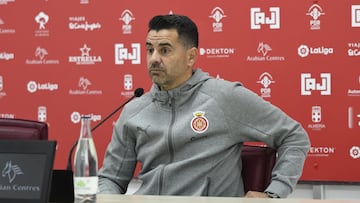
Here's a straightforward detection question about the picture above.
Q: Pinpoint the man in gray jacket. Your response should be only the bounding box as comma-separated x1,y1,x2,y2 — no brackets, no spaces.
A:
98,14,310,198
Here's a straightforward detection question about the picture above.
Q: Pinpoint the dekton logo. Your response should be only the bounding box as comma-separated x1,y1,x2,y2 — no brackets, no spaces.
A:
199,47,235,58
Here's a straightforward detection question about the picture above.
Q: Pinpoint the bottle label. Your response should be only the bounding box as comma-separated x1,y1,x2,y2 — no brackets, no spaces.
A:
74,176,98,195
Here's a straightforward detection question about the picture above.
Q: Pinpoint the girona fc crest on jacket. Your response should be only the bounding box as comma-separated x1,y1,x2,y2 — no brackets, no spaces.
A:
191,111,209,133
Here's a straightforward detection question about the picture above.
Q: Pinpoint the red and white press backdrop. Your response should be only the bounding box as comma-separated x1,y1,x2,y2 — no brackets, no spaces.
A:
0,0,359,182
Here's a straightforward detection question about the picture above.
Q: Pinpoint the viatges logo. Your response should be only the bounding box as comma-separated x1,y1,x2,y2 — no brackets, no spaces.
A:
307,106,326,131
34,11,50,37
0,18,16,34
199,47,235,58
27,80,59,93
349,146,360,159
0,51,14,61
70,112,101,124
209,7,226,32
68,16,101,31
297,44,334,57
247,42,285,62
115,43,141,64
352,5,360,27
69,44,102,65
301,73,331,96
119,9,135,34
25,46,60,65
250,7,280,29
69,76,103,95
347,42,360,57
306,3,325,30
308,146,335,157
256,72,275,98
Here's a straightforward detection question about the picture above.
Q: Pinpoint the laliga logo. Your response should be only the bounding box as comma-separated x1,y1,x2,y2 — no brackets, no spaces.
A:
1,161,24,183
70,112,101,124
350,146,360,159
27,80,59,93
298,45,310,57
298,44,334,57
27,81,38,93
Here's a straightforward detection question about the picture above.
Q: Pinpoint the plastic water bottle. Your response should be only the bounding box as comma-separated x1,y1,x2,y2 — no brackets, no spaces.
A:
73,115,98,202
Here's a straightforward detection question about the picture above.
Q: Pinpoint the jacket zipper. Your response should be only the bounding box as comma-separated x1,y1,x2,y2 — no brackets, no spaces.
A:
158,97,176,195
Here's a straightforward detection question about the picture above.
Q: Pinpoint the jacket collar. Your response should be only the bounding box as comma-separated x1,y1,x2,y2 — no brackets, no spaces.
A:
150,68,211,106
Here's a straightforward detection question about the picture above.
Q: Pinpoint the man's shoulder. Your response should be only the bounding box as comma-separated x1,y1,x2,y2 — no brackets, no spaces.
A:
124,92,152,112
201,78,243,95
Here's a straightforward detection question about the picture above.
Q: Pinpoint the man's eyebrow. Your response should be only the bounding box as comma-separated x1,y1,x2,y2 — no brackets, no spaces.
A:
158,42,172,47
145,41,172,47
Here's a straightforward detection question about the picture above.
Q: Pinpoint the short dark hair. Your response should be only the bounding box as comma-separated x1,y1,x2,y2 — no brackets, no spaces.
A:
148,14,199,48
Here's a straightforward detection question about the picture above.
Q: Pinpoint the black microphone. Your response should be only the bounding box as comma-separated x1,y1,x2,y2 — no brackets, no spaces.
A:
66,87,144,171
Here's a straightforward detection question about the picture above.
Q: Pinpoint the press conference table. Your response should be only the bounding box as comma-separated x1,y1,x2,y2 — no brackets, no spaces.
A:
95,194,360,203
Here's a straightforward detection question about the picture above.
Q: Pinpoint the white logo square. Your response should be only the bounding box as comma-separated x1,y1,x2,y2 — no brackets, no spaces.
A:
352,5,360,27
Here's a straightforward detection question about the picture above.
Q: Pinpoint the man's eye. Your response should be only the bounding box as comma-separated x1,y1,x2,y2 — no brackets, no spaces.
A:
147,48,154,54
160,47,170,55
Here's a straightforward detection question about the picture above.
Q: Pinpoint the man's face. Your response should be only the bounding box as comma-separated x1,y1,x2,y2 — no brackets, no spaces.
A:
146,29,195,91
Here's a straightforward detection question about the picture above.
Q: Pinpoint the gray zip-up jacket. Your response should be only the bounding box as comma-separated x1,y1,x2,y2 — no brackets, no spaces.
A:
98,68,310,198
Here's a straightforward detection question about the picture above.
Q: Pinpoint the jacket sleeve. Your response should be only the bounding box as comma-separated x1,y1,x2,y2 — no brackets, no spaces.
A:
224,82,311,198
98,107,137,194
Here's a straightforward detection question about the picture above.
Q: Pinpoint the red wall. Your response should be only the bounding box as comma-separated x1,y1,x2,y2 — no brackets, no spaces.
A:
0,0,359,182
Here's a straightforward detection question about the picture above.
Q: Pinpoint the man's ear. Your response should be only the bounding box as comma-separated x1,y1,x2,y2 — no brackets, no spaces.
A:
188,47,198,66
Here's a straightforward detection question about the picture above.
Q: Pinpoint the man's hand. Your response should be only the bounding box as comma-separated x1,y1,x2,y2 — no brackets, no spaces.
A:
244,191,270,198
